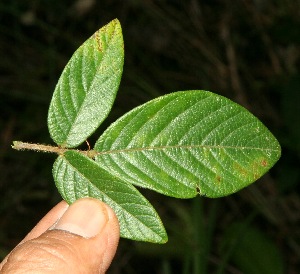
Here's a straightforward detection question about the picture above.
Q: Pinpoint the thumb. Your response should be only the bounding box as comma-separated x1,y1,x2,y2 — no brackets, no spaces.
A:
1,198,120,274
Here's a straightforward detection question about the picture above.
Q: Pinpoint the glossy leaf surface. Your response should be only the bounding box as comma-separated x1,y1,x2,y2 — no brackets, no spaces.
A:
48,19,124,148
53,150,167,243
94,90,281,198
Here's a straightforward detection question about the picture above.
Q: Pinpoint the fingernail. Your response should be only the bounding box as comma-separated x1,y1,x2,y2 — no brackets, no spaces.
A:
53,198,108,238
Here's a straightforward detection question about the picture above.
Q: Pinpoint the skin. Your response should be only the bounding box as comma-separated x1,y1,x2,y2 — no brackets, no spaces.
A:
0,198,120,273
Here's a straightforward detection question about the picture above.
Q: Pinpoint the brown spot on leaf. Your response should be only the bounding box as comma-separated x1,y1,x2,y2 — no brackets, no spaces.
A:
216,175,221,184
261,159,268,167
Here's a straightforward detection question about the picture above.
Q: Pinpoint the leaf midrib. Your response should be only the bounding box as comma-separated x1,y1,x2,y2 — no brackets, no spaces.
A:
95,144,280,155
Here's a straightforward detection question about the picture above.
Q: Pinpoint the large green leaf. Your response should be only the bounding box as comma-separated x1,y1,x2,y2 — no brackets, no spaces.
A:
48,19,124,148
94,90,281,198
52,150,167,243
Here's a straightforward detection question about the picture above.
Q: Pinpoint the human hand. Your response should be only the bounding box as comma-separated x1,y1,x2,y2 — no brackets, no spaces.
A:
0,198,120,273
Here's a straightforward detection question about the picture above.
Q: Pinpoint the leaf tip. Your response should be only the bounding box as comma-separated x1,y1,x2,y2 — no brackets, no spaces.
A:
160,235,168,244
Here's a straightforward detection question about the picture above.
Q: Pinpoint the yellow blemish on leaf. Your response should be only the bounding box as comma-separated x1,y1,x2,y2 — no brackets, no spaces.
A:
233,162,249,179
93,31,103,52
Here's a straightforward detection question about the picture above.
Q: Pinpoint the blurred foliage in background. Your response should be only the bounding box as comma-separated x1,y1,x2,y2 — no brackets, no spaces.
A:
0,0,299,273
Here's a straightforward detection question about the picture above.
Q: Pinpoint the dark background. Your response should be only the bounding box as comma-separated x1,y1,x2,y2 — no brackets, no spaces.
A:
0,1,299,273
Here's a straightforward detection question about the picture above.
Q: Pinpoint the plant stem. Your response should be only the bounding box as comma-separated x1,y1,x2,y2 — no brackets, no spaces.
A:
12,141,67,154
12,141,97,158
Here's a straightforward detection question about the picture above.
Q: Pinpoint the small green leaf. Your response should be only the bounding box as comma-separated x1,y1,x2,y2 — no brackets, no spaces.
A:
94,90,281,198
48,19,124,148
53,150,168,243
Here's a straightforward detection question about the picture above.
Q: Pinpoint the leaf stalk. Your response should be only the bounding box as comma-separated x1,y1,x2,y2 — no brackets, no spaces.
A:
12,141,97,158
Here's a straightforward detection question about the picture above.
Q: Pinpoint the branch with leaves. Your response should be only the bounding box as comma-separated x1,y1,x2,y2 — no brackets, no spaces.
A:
13,19,281,243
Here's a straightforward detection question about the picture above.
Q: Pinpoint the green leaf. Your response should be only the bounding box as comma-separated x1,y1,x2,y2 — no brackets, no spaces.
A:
52,150,168,243
94,90,281,198
48,19,124,148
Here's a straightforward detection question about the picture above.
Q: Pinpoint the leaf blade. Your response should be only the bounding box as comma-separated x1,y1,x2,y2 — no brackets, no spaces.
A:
94,90,281,198
53,150,167,243
48,19,124,148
